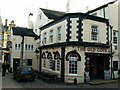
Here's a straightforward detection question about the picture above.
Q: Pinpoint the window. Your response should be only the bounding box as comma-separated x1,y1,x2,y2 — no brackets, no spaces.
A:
18,44,21,50
50,30,53,42
114,45,118,50
91,25,98,41
25,44,28,51
50,60,55,70
68,53,78,74
43,59,46,68
57,27,61,41
28,45,31,51
27,59,32,66
43,33,47,44
57,60,60,71
113,31,118,44
113,61,118,71
31,45,33,51
15,44,17,50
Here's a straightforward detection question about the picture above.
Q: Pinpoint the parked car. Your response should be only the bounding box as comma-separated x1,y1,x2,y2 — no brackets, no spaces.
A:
13,66,36,81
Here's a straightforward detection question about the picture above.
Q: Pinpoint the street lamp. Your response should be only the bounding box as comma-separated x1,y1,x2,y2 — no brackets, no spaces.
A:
34,49,39,71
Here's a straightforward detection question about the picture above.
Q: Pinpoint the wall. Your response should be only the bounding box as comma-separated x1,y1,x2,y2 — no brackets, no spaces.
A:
11,35,37,70
83,19,107,44
41,19,67,46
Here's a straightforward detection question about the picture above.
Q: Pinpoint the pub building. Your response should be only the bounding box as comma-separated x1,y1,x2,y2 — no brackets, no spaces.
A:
39,13,111,83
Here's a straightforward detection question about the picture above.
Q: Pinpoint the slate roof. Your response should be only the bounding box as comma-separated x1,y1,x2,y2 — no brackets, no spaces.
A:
12,27,38,37
40,8,66,20
86,0,118,14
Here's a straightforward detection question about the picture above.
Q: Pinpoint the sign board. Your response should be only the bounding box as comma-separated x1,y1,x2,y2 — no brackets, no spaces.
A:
84,72,90,82
104,70,110,80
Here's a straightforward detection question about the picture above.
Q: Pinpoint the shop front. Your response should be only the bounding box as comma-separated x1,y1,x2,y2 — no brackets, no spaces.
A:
85,53,110,80
64,46,110,83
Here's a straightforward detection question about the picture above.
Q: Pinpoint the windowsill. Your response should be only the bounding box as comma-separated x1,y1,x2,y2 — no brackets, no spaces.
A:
65,74,82,77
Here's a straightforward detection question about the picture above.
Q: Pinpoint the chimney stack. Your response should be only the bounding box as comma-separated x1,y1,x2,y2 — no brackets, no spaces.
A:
28,13,34,29
66,0,70,13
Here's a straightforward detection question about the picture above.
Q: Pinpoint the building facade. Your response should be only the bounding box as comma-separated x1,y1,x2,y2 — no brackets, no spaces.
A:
2,19,38,71
0,16,3,62
86,0,119,79
40,13,110,83
10,27,38,71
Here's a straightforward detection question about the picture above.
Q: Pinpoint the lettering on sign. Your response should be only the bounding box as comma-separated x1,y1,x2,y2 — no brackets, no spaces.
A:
73,46,109,53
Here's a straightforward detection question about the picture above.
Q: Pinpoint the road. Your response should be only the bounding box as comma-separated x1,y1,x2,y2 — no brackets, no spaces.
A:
2,73,119,88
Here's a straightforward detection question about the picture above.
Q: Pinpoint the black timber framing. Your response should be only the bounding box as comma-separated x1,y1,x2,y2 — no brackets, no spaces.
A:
40,13,109,31
40,41,110,49
61,47,65,82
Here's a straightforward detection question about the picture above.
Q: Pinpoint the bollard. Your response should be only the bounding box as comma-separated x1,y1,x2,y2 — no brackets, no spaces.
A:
74,78,77,85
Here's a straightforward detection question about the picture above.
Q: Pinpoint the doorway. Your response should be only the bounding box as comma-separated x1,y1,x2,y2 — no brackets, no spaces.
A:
89,56,104,80
13,58,20,72
85,53,110,80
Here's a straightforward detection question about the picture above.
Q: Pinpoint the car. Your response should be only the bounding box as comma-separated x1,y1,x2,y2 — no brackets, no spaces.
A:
13,66,36,82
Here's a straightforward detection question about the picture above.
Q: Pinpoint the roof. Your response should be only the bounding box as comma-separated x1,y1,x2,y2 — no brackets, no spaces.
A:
86,0,118,14
40,8,66,20
12,27,38,37
40,13,109,30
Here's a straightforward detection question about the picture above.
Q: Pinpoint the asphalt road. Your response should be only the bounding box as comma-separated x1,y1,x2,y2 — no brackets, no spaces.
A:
2,73,119,88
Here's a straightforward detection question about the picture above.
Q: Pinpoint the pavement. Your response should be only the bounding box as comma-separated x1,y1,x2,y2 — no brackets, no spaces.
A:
2,73,119,88
87,79,118,85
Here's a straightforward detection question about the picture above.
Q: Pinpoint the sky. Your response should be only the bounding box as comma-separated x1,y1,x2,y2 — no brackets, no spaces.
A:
0,0,115,27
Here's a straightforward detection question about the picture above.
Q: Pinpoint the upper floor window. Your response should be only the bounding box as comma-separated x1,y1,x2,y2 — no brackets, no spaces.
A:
91,25,98,41
57,27,61,41
18,44,21,50
25,44,28,51
14,44,20,51
43,33,47,44
50,30,53,43
113,31,118,44
15,44,17,50
28,45,31,51
31,45,34,51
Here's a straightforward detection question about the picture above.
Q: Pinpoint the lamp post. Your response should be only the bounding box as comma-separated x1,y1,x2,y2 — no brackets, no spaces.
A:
34,49,39,71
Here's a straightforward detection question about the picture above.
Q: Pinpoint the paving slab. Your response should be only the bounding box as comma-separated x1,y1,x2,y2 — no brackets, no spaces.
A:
88,79,118,85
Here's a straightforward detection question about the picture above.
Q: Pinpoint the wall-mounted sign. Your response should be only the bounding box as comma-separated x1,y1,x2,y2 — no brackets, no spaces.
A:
104,70,110,80
73,46,110,53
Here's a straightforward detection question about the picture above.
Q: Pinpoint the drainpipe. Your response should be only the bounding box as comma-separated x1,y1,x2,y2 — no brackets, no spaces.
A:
20,36,24,66
109,25,113,79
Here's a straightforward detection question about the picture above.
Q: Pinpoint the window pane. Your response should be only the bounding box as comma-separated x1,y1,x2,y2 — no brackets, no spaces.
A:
68,53,78,74
28,59,32,66
91,25,98,41
15,44,17,50
113,31,118,44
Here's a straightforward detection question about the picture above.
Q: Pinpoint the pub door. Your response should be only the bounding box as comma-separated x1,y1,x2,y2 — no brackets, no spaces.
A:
89,56,104,80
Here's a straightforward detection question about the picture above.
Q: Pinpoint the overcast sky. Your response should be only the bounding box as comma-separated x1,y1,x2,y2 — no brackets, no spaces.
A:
0,0,114,27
